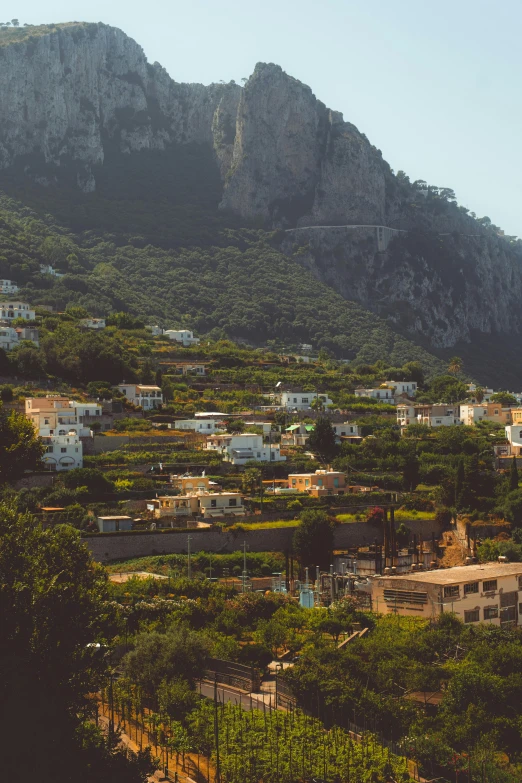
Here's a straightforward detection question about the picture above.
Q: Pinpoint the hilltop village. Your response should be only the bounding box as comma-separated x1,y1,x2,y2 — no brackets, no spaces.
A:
3,298,522,782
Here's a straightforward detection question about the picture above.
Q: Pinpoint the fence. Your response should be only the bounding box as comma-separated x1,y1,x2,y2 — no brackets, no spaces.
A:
205,657,261,692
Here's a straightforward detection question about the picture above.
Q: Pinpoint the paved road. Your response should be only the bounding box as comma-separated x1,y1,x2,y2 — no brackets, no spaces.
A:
198,681,275,712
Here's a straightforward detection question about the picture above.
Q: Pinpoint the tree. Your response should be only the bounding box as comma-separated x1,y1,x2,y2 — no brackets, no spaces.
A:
293,509,335,571
0,404,44,483
123,627,209,696
402,452,420,491
447,356,463,375
11,343,47,377
242,466,262,495
454,457,465,509
307,415,337,461
510,457,519,492
490,391,518,405
474,386,485,403
0,502,155,782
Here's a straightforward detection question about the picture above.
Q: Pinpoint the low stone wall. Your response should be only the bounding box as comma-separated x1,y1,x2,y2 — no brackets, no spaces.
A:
85,518,444,563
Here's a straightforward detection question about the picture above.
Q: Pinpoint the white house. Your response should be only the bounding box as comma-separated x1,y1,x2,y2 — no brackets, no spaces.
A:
42,434,83,471
146,325,163,336
354,387,395,403
384,380,417,398
39,264,64,278
163,329,200,346
0,280,19,295
278,391,333,411
79,318,106,330
0,325,20,350
0,325,39,350
396,404,416,428
332,422,362,441
26,397,103,472
173,418,224,434
505,425,522,455
0,302,35,321
118,384,163,410
206,433,286,465
397,403,461,428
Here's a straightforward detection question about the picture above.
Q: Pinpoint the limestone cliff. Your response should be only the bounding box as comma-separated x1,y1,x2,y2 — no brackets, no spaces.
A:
1,22,522,361
220,63,387,225
0,23,240,191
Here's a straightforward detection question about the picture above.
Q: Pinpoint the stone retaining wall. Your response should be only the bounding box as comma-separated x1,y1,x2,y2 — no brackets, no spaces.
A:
86,518,443,563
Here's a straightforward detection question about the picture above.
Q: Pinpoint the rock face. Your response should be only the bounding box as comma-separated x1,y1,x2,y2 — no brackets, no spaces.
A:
1,22,522,356
282,226,522,348
220,63,387,225
0,23,240,191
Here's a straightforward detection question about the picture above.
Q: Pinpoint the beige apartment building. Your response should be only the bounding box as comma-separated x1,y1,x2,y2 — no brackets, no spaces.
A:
459,403,511,426
372,562,522,627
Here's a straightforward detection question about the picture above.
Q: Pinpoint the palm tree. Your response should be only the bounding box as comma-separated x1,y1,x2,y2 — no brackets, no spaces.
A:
474,386,485,403
447,356,463,375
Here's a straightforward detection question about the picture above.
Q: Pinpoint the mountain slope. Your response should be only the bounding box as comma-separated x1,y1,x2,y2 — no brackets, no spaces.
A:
0,191,447,375
1,22,522,385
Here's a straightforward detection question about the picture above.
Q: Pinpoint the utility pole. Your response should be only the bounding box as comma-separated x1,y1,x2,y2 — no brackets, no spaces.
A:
187,535,192,579
213,676,221,783
242,541,248,593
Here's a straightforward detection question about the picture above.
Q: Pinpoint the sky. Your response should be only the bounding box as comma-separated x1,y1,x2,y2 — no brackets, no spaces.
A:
10,0,522,236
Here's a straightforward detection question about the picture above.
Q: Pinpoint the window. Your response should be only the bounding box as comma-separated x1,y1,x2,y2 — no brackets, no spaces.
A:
256,452,261,458
500,590,517,608
302,397,309,403
229,498,237,507
494,409,499,415
317,478,323,486
484,606,498,620
464,582,479,595
293,398,297,403
46,446,53,453
61,448,66,453
383,589,428,605
44,418,49,425
435,419,442,424
483,579,497,592
210,499,217,508
464,609,479,623
291,480,296,487
444,585,459,598
500,605,517,624
305,479,310,487
518,575,522,590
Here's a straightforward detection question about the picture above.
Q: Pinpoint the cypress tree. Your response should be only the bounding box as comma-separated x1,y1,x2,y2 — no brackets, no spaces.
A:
455,457,465,509
510,456,519,492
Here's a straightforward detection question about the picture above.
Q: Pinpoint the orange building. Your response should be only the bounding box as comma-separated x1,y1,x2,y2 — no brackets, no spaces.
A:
288,469,346,496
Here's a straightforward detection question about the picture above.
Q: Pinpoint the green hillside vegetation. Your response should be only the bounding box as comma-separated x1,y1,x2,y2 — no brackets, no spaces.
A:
0,141,449,373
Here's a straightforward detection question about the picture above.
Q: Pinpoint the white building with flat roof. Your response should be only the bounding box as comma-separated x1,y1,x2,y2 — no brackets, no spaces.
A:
0,280,19,295
373,562,522,627
173,418,224,434
118,384,163,410
384,380,417,398
0,302,35,320
206,432,286,465
163,329,200,346
354,387,395,403
278,391,333,411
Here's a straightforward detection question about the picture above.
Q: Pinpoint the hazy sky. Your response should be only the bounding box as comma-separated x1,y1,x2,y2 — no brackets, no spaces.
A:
11,0,522,235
